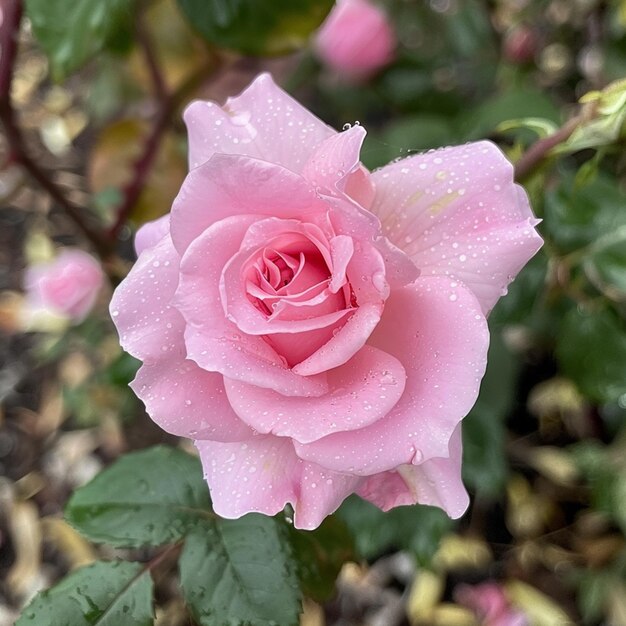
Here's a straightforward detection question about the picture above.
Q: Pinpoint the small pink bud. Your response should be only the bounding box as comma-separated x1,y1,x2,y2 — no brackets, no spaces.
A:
503,26,538,65
25,249,104,323
314,0,396,81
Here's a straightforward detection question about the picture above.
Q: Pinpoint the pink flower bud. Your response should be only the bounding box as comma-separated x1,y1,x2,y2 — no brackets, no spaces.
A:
314,0,396,80
25,249,104,323
503,26,538,65
456,582,529,626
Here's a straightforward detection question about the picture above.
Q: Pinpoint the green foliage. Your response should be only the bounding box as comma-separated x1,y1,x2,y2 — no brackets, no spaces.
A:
65,446,212,547
180,516,301,626
16,561,153,626
287,516,355,602
463,335,521,498
24,0,135,80
573,437,626,533
337,496,452,565
176,0,333,55
557,307,626,404
544,174,626,255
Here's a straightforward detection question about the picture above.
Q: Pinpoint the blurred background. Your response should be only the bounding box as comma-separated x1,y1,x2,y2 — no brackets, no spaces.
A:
1,0,626,624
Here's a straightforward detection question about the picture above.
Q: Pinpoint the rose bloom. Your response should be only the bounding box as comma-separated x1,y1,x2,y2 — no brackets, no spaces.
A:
111,74,542,529
314,0,395,80
25,248,104,323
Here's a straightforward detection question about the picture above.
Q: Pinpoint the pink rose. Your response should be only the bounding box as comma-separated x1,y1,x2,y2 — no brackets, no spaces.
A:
110,74,542,529
314,0,396,80
456,582,529,626
25,248,104,322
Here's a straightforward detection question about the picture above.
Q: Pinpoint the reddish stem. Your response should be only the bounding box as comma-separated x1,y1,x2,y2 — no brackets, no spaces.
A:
513,116,582,182
0,0,112,257
107,64,212,240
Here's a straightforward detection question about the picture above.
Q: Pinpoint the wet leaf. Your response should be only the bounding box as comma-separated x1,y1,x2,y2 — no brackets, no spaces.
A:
16,560,153,626
65,446,212,548
180,514,301,626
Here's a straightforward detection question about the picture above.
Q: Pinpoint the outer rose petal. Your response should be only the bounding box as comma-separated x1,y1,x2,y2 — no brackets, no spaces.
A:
370,141,542,313
184,73,334,171
357,425,469,519
110,234,183,363
195,436,361,530
176,215,328,397
224,346,406,443
131,360,252,442
134,215,170,256
170,154,328,255
294,277,488,474
302,124,367,195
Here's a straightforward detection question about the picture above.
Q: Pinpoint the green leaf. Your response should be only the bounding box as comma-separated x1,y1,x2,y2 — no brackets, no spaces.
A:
176,0,333,56
287,516,354,602
461,89,560,141
543,174,626,255
180,514,301,626
65,446,212,548
16,561,153,626
556,306,626,404
463,333,521,497
337,496,452,565
24,0,136,81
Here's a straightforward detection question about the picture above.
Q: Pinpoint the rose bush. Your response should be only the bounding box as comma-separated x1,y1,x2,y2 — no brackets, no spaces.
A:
110,74,542,529
25,248,104,323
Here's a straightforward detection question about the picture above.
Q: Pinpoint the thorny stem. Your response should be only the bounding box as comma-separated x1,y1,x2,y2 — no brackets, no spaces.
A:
0,0,112,257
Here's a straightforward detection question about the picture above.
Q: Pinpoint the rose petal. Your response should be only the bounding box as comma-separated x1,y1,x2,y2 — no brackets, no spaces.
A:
344,164,376,209
370,141,542,313
184,73,334,171
195,435,361,530
221,245,350,335
302,124,367,195
293,304,382,376
224,345,406,443
110,233,183,363
357,425,469,518
176,216,328,397
131,360,252,442
170,154,328,255
294,277,488,474
134,215,170,256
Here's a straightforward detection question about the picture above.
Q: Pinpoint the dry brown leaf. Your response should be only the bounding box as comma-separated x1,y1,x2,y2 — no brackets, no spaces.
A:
6,500,42,598
40,517,96,570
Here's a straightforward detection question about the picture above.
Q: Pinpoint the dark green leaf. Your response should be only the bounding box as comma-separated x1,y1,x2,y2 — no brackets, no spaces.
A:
180,514,301,626
176,0,333,56
287,515,354,602
543,174,626,254
461,89,560,141
463,333,521,497
556,306,626,404
16,560,153,626
337,496,452,565
24,0,136,81
65,446,212,547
